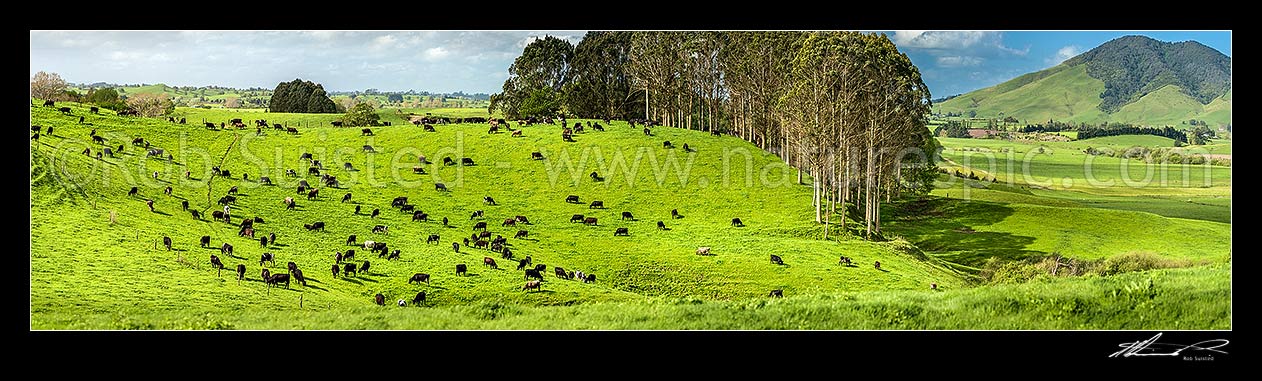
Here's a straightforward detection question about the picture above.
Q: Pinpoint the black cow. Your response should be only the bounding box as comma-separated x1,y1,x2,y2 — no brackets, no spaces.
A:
346,234,357,246
292,269,307,287
524,269,543,281
181,200,189,211
342,193,352,203
534,264,547,273
657,221,667,230
400,204,415,213
360,260,371,275
672,209,682,219
409,273,430,285
305,221,326,231
589,201,604,209
555,267,569,279
663,141,674,149
461,158,475,166
210,255,224,276
455,263,467,276
236,264,246,280
413,212,429,222
162,236,172,250
331,264,340,278
770,254,784,265
583,274,596,283
427,234,440,244
344,263,357,277
260,253,274,266
361,128,373,136
59,107,72,114
373,293,384,305
42,100,54,107
514,230,528,239
769,289,784,298
565,195,580,204
371,208,380,218
469,210,484,220
621,211,634,220
372,225,389,234
452,242,460,253
200,235,211,247
260,176,272,185
614,228,629,236
362,145,375,153
731,218,744,227
220,243,233,256
412,291,427,306
331,121,343,127
473,222,487,231
128,187,139,197
484,196,497,205
435,183,447,191
531,152,544,160
584,217,598,226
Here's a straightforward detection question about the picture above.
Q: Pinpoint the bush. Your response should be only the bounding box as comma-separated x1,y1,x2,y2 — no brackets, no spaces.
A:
341,102,380,127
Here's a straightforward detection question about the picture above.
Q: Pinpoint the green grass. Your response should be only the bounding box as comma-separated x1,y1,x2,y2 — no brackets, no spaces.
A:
31,102,967,324
31,264,1230,329
936,65,1232,127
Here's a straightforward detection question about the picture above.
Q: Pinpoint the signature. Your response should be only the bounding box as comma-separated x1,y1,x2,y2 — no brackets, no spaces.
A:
1110,333,1229,358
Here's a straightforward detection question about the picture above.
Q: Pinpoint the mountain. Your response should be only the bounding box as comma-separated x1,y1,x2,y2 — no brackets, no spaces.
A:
936,35,1232,127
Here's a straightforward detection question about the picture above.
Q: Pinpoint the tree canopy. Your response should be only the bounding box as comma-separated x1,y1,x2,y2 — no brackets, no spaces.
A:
31,71,67,101
491,36,574,119
268,79,338,113
341,102,380,127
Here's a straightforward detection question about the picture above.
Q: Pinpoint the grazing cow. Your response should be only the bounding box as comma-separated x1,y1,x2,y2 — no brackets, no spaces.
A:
286,127,299,134
554,267,568,279
304,221,325,231
306,188,319,200
237,264,246,280
360,260,371,274
59,107,72,114
285,169,297,177
340,193,352,203
409,273,430,285
461,158,475,166
502,218,516,227
343,250,356,262
374,293,384,306
473,240,488,250
412,212,429,222
672,209,681,219
43,99,54,107
838,256,852,266
452,242,460,253
332,121,343,127
517,259,530,270
372,225,389,235
565,195,580,204
663,141,674,149
190,209,201,220
621,211,634,220
128,187,138,197
400,205,415,213
514,230,528,239
239,228,255,239
590,172,603,182
514,215,531,225
300,152,313,161
524,269,543,281
657,221,666,230
92,135,106,144
218,196,236,206
442,217,449,226
412,291,427,306
583,217,598,226
228,185,239,195
643,127,652,136
361,128,373,136
614,228,629,236
769,289,783,298
473,222,487,231
308,167,320,176
221,243,234,256
259,253,274,267
874,261,881,270
455,263,467,276
260,176,272,185
200,235,211,247
284,197,296,210
696,247,711,256
483,257,497,269
210,255,224,276
424,124,435,132
501,248,514,259
362,145,375,153
30,133,38,141
371,208,380,218
531,152,544,160
268,232,276,245
163,236,172,250
534,264,547,273
292,268,307,287
583,274,596,283
484,196,497,205
435,183,447,191
511,130,523,137
344,162,354,171
412,166,426,174
259,235,268,248
523,280,541,292
426,234,440,244
344,263,357,277
589,201,604,209
469,210,484,220
731,218,744,227
770,255,784,265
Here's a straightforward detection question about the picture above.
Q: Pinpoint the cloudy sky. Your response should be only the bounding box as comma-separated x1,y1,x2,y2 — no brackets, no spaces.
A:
29,31,1230,96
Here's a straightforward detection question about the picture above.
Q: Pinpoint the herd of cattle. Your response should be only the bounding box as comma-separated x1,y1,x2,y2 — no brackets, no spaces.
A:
36,100,883,307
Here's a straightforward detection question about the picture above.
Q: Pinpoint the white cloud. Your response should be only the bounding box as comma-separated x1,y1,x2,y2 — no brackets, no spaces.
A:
108,51,143,61
937,56,983,67
895,31,989,49
423,47,450,61
369,35,397,50
1046,45,1081,66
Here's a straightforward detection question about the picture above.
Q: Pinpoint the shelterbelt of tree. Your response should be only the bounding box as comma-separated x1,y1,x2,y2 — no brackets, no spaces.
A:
30,100,968,321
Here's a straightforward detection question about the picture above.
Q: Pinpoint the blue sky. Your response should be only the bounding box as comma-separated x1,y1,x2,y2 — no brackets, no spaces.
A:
30,31,1230,96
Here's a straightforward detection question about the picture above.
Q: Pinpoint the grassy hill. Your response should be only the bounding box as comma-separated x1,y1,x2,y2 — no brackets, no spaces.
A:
936,36,1231,127
31,101,968,326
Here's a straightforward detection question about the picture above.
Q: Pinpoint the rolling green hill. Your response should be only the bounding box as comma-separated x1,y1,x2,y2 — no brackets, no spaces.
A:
936,36,1231,127
30,101,968,326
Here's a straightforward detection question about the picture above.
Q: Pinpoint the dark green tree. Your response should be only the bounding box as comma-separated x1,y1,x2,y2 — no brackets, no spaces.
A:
493,36,574,119
387,93,404,103
565,31,640,119
268,79,338,113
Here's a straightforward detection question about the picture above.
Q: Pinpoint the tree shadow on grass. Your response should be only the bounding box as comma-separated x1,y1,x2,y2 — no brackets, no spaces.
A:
883,196,1040,268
